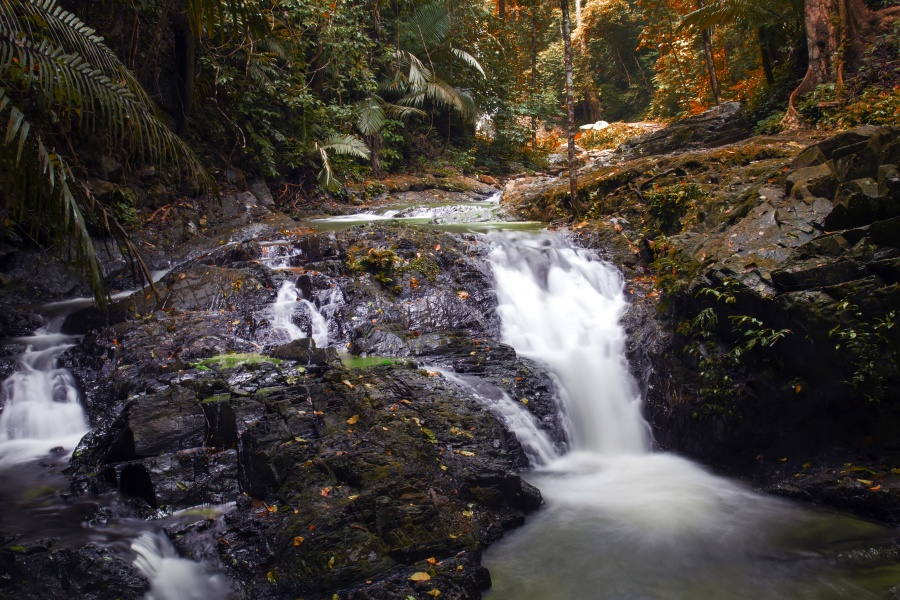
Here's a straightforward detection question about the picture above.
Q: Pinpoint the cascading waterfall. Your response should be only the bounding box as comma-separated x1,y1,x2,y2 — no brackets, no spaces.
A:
272,280,337,347
482,231,895,600
0,302,232,598
131,532,230,600
0,313,89,467
490,232,648,455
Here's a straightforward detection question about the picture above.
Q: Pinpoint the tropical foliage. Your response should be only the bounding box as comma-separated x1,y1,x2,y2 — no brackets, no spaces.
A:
0,0,211,303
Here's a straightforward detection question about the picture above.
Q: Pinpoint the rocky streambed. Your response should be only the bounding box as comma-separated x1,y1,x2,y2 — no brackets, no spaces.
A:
2,107,900,599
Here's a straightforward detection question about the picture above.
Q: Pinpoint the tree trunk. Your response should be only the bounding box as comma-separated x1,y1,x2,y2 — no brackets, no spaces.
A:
368,133,384,179
575,0,582,29
498,0,506,20
560,0,581,219
758,27,775,86
171,13,194,136
698,0,720,105
531,2,538,150
783,0,900,128
701,31,720,104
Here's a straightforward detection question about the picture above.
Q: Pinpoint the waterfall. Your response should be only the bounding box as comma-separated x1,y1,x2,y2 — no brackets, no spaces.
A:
0,314,89,467
481,231,889,599
488,231,648,454
131,532,230,600
272,280,338,348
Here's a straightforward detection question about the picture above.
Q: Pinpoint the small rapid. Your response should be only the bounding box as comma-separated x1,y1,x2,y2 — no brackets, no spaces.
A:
482,231,900,599
131,531,231,600
0,300,233,599
0,311,88,467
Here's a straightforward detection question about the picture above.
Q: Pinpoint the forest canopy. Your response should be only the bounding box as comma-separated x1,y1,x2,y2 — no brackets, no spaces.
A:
2,0,899,301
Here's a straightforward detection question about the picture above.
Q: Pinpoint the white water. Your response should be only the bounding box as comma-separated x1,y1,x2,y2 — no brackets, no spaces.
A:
483,231,898,599
432,368,558,466
272,280,340,348
0,315,89,467
490,232,648,454
131,532,230,600
0,300,233,597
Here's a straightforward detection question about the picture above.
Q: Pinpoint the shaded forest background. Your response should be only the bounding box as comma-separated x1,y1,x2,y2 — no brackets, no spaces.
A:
2,0,900,299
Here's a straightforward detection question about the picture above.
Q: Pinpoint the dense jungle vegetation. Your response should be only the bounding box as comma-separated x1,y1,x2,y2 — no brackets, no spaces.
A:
2,0,900,300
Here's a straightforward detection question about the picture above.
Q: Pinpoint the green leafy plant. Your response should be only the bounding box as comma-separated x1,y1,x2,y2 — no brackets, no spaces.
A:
0,0,212,305
828,302,897,399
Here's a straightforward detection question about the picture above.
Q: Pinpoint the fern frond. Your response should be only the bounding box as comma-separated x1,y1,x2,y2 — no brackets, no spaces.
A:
0,34,213,190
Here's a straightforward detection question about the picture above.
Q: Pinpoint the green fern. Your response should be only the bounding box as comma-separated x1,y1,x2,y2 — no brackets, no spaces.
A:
0,0,214,306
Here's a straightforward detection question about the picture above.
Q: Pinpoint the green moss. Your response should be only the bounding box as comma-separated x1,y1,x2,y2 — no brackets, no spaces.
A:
338,353,398,368
200,393,232,403
192,353,283,370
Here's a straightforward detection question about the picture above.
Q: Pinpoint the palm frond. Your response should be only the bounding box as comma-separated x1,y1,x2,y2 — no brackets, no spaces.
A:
0,34,213,190
403,3,450,51
385,103,427,121
0,86,106,303
315,134,370,191
451,47,486,77
356,97,387,136
185,0,264,38
681,0,802,31
321,133,371,160
1,0,155,107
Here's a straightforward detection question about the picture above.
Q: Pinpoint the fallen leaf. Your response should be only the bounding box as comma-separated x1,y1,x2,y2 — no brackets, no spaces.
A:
434,244,441,251
857,479,874,486
426,557,439,565
462,510,474,518
870,485,882,491
427,590,441,597
520,397,529,405
293,536,304,546
342,380,355,389
320,487,331,497
266,504,278,512
457,291,469,299
409,572,432,582
347,414,360,425
459,450,475,457
266,571,277,583
779,458,788,462
327,556,335,569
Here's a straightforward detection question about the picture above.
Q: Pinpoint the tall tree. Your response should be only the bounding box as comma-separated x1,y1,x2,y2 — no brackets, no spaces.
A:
559,0,581,218
697,0,721,105
783,0,900,127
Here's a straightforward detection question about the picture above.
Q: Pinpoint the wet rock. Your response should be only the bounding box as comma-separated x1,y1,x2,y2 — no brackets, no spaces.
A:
271,338,339,366
99,156,123,182
0,542,146,599
248,178,275,207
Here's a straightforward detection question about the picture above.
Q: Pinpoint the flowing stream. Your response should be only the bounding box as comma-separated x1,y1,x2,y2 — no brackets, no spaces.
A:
0,300,230,599
481,231,900,599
